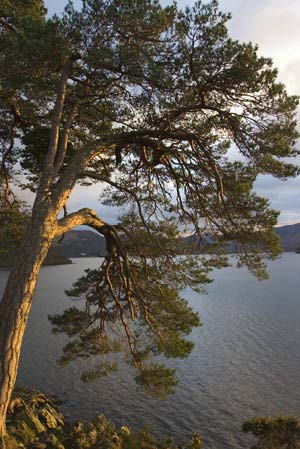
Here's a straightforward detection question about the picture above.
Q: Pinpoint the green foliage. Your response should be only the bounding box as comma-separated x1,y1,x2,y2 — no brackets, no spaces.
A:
7,388,203,449
135,364,178,399
80,362,118,382
242,416,300,449
0,0,69,190
120,426,203,449
2,0,299,399
0,183,30,252
0,0,46,20
7,388,204,449
49,219,206,398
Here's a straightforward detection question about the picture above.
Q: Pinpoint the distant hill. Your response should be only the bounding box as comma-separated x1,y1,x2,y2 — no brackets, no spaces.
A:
2,223,300,268
0,245,72,268
2,221,300,268
37,223,300,261
57,230,107,258
183,223,300,254
0,231,106,266
275,223,300,252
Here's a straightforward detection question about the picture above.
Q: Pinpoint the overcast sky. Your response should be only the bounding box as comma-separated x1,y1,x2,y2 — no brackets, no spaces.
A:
44,0,300,226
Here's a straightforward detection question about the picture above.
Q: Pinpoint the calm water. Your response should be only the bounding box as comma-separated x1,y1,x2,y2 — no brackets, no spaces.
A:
1,254,300,448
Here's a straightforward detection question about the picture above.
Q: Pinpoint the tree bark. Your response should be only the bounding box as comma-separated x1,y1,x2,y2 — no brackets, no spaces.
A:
0,199,108,444
0,207,57,443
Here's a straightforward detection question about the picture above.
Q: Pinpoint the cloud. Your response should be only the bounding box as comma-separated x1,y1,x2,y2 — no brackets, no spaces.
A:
67,183,126,224
42,0,300,225
45,0,82,16
254,175,300,224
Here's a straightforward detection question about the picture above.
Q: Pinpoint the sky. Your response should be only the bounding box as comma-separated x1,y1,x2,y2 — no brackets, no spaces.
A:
43,0,300,226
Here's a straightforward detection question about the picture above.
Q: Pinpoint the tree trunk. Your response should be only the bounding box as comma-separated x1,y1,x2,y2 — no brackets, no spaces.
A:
0,208,57,444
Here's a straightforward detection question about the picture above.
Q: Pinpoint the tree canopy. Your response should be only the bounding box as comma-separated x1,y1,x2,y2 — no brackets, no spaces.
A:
0,0,299,409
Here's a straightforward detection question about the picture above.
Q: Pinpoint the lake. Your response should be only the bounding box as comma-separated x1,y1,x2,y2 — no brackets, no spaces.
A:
0,254,300,448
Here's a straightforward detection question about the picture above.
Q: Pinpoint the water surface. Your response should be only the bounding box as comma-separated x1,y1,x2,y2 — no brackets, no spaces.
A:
0,254,300,448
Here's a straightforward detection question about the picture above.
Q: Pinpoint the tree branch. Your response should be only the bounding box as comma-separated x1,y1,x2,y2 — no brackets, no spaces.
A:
39,54,82,195
53,100,79,175
55,208,106,236
51,127,208,213
45,61,73,170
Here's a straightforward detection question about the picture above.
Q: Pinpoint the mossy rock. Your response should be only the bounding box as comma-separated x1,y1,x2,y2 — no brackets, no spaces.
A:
7,389,203,449
37,403,64,429
2,434,24,449
12,409,46,434
8,419,37,444
7,389,64,447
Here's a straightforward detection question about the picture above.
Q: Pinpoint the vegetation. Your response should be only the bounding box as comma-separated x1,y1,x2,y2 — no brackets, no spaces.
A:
0,0,299,445
7,389,300,449
0,182,29,253
242,416,300,449
6,388,203,449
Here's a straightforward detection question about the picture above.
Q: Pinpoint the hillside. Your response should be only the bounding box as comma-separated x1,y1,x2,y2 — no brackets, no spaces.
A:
275,223,300,252
184,224,300,253
1,223,299,268
0,245,72,268
57,230,107,257
55,224,300,258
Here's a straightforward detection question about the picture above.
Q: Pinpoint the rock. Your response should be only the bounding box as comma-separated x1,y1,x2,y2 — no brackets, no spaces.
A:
8,398,26,414
7,389,65,447
9,419,37,444
43,246,72,266
7,388,202,449
2,434,23,449
37,403,64,429
38,408,59,430
14,409,46,434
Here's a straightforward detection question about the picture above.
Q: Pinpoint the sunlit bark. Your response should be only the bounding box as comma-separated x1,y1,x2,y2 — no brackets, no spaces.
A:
0,208,56,441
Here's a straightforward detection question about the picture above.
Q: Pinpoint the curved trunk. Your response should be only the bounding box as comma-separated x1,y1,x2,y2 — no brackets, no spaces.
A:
0,208,57,442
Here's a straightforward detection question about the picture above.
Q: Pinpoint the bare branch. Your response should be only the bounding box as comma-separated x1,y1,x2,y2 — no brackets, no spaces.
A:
45,62,73,170
55,208,106,236
52,127,200,209
53,100,79,175
39,54,82,194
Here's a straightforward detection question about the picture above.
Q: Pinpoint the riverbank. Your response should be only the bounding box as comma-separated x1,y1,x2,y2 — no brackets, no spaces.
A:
0,246,72,268
5,388,202,449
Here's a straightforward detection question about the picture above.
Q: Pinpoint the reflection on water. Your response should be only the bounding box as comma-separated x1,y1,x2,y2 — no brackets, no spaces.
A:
1,254,300,449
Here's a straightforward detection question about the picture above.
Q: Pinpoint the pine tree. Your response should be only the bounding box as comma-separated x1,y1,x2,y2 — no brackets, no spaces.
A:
0,0,299,444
